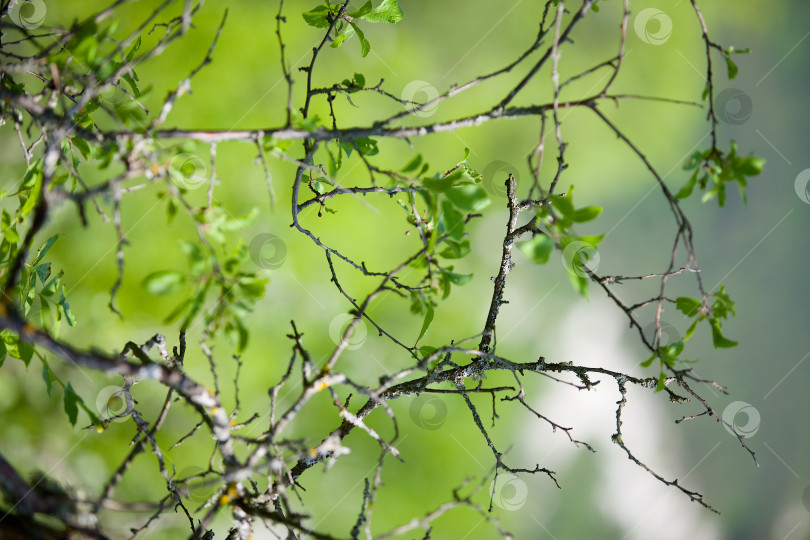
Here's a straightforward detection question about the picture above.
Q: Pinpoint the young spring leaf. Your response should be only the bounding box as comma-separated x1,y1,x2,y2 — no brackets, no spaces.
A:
416,304,434,344
42,363,54,396
349,1,372,18
302,5,333,28
551,191,575,218
142,271,186,295
445,184,490,212
675,297,702,318
401,154,423,173
709,317,738,348
358,0,404,23
712,286,736,319
517,234,554,265
331,22,356,49
63,382,79,426
354,137,379,156
572,206,602,223
31,235,60,266
724,55,738,79
439,199,465,240
439,238,470,260
352,23,371,56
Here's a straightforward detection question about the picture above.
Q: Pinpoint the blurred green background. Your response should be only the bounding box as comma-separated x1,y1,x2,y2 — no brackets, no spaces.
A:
1,1,808,538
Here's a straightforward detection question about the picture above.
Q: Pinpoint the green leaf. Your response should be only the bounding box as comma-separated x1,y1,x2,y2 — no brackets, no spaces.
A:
445,270,472,286
225,316,249,353
220,207,259,232
359,0,403,23
663,341,684,358
401,154,423,173
735,156,765,177
181,281,211,330
39,298,52,328
569,273,589,298
302,5,332,28
712,286,736,318
121,72,140,98
63,382,79,426
126,35,141,62
59,296,76,327
676,170,698,200
354,136,378,156
2,223,20,243
35,263,51,285
423,170,462,193
238,278,269,300
352,23,371,57
439,199,465,240
724,55,738,79
683,319,698,341
551,193,575,218
331,21,357,49
517,235,553,265
572,206,602,223
71,137,91,160
709,318,738,348
577,234,604,247
445,184,490,212
42,363,54,396
21,168,43,216
419,345,437,358
262,136,293,153
439,238,470,259
1,330,32,366
640,353,656,368
675,297,702,317
416,304,434,344
419,346,441,369
683,151,702,170
0,340,5,367
702,83,711,101
31,235,60,266
312,179,328,194
142,271,185,295
20,158,42,189
655,372,667,392
349,1,372,18
293,113,321,132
